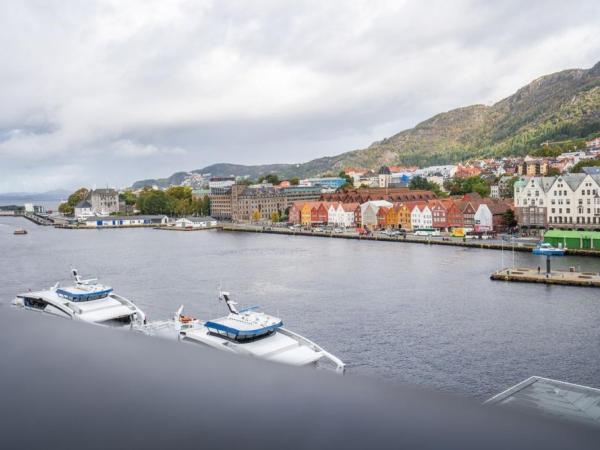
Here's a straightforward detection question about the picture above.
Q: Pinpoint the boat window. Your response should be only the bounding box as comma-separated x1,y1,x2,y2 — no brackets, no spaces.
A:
22,297,46,310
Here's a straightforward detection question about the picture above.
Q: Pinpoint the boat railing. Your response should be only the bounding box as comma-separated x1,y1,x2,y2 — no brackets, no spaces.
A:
279,327,345,374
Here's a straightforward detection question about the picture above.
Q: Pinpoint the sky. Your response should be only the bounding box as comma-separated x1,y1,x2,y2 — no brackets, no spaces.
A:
1,0,599,193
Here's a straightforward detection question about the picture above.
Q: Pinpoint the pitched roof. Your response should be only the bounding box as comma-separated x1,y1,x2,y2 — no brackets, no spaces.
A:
341,203,359,211
75,200,91,208
560,173,586,191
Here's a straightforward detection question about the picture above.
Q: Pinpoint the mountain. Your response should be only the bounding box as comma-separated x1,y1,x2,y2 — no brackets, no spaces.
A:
0,189,71,202
132,62,600,188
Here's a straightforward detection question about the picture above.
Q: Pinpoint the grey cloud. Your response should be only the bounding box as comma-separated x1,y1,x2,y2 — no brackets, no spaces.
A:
0,0,599,192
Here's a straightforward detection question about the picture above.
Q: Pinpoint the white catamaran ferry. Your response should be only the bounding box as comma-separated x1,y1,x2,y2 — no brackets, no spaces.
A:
13,269,146,326
139,291,345,373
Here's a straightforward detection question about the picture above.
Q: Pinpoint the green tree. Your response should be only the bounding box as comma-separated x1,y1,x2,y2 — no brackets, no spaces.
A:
444,176,490,197
202,196,211,216
409,176,445,197
570,159,600,173
503,209,517,228
289,177,300,186
137,189,170,214
504,176,519,199
337,171,353,189
257,174,280,184
165,186,192,201
119,190,137,206
59,187,89,215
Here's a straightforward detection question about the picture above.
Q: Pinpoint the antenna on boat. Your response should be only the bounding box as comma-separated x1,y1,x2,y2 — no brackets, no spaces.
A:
219,289,239,315
71,268,82,284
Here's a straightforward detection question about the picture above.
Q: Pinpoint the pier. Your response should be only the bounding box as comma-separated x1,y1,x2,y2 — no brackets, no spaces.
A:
11,211,54,226
490,267,600,287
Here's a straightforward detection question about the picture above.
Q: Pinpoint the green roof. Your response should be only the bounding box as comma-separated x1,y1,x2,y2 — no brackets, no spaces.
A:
544,229,600,238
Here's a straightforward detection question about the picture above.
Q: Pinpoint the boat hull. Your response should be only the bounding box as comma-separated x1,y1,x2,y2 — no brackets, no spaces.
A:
532,249,565,256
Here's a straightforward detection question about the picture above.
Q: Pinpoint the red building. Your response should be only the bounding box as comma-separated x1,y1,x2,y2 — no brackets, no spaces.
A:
377,207,390,228
443,199,464,229
429,200,449,230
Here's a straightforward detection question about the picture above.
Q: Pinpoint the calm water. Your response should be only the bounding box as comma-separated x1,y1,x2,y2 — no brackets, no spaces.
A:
1,216,599,400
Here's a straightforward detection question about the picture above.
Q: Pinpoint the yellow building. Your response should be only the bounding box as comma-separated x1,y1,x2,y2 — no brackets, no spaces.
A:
396,203,412,230
300,202,315,226
385,207,399,228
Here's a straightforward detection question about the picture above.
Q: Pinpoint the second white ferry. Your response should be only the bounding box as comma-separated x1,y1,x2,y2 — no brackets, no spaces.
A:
139,290,345,373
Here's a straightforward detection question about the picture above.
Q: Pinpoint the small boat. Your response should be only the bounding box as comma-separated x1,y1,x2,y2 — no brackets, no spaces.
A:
532,242,565,256
13,269,146,326
13,229,28,235
138,291,345,373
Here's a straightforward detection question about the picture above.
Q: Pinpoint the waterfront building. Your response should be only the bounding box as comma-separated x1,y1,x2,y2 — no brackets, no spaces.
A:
513,177,552,229
74,200,94,219
376,206,390,228
84,215,168,227
328,202,356,227
474,204,493,232
544,229,600,250
429,200,449,231
210,184,321,221
396,204,412,230
175,216,217,228
209,186,234,220
385,206,399,228
408,202,432,230
443,199,464,230
341,203,360,227
360,200,393,227
514,174,600,230
312,203,331,224
87,188,119,216
300,202,316,225
457,200,479,231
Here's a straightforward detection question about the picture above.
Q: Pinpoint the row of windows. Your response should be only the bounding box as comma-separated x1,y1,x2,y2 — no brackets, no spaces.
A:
549,216,600,224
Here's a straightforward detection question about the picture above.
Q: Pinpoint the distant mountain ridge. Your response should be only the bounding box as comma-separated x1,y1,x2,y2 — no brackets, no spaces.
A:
132,61,600,188
0,189,71,202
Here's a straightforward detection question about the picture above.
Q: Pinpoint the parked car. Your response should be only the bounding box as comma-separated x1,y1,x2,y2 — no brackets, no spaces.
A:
333,228,343,233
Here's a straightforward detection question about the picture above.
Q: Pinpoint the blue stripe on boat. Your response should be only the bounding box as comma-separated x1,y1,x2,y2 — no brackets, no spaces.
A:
205,320,283,336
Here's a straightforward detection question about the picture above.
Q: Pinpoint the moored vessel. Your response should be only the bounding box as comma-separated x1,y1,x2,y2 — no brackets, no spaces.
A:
532,242,565,256
13,229,28,235
13,269,146,326
139,290,345,373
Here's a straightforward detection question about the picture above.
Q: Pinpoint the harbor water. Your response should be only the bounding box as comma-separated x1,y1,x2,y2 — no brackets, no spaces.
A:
1,216,599,400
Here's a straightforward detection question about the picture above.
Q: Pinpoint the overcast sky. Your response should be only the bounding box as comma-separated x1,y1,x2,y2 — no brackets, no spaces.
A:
1,0,599,192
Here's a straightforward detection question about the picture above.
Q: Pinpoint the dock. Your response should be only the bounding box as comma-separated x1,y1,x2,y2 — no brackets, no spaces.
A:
490,267,600,287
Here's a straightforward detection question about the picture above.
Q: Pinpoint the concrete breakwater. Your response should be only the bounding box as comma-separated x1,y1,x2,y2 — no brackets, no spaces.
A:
491,267,600,287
